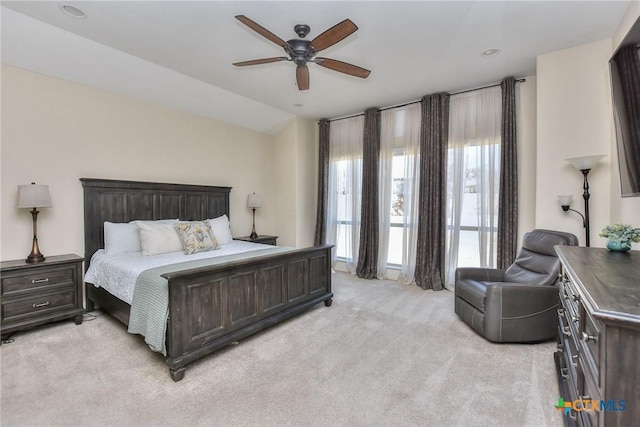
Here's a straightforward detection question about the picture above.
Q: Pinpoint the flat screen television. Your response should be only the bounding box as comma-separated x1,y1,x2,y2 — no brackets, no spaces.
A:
609,16,640,197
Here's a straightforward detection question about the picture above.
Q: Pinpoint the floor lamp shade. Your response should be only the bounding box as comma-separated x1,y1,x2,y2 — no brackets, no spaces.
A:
17,183,52,263
565,155,606,171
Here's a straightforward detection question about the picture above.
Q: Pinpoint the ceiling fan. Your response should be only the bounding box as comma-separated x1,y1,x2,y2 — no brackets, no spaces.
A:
233,15,371,90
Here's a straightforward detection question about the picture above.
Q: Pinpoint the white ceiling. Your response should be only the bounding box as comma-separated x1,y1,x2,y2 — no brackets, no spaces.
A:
1,1,632,134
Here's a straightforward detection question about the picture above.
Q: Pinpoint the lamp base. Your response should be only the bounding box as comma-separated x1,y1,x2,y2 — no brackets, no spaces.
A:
25,237,45,263
26,254,45,263
250,207,258,239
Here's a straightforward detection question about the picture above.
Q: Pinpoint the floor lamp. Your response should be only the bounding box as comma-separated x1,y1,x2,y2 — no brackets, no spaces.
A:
559,155,605,247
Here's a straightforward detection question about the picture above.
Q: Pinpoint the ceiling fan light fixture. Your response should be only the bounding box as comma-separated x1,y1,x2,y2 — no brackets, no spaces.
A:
482,48,500,57
59,4,87,19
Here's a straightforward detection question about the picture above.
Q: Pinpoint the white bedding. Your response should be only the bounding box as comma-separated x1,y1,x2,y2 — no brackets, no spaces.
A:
85,240,274,304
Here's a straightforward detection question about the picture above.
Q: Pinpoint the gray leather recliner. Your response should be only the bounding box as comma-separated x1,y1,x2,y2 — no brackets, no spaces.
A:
454,229,579,343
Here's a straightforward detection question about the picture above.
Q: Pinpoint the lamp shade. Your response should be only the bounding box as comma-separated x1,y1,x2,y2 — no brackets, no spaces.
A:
17,183,52,209
565,155,606,171
247,193,262,209
557,195,573,207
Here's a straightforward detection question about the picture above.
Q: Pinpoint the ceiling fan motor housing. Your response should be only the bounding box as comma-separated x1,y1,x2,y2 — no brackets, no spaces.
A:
286,39,315,65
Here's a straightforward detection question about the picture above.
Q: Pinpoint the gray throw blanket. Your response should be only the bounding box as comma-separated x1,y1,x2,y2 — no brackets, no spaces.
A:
128,247,291,355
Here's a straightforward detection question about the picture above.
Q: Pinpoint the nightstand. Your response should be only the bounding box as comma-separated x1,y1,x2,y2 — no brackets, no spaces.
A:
234,235,278,246
1,254,85,339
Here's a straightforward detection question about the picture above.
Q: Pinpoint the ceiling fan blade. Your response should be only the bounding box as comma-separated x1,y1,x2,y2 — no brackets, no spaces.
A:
315,58,371,78
233,57,288,67
310,19,358,52
296,64,310,90
235,15,287,48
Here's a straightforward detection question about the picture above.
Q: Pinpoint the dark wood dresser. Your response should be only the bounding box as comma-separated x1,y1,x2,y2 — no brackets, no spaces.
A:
554,246,639,427
1,254,84,339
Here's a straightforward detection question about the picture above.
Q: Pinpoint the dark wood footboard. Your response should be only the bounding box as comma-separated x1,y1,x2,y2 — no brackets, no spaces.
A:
162,245,333,381
86,245,333,381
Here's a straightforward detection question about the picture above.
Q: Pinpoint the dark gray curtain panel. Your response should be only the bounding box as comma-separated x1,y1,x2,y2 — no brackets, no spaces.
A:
314,119,330,246
497,77,518,269
613,44,640,191
415,93,449,291
356,108,381,279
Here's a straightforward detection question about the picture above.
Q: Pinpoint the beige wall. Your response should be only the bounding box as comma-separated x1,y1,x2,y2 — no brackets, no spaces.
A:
272,117,317,247
0,64,282,261
536,39,614,247
536,4,640,250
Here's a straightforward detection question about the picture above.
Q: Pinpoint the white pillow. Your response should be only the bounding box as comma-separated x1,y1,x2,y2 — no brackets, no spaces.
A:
135,220,183,256
104,222,141,254
207,215,233,245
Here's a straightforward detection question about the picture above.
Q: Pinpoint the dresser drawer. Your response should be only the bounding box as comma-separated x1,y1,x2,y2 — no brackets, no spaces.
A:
1,289,77,323
1,264,76,296
578,307,600,388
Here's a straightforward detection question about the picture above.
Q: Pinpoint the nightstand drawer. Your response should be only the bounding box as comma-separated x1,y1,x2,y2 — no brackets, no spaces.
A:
2,289,77,323
1,265,76,296
1,254,84,337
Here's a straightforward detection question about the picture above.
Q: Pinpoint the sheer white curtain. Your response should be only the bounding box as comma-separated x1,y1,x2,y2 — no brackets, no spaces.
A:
445,87,502,289
326,116,364,272
378,104,421,283
378,110,394,278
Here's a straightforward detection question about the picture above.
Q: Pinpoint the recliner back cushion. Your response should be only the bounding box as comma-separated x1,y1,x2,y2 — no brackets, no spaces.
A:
503,230,575,285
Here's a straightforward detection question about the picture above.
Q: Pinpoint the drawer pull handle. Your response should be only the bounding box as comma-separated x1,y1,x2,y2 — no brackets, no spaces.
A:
560,367,569,379
571,315,578,323
31,278,49,284
571,354,579,368
32,301,50,308
557,308,565,316
581,332,597,342
562,326,571,337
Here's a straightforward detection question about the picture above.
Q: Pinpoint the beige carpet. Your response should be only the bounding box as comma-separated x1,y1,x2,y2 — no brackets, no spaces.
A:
1,272,563,427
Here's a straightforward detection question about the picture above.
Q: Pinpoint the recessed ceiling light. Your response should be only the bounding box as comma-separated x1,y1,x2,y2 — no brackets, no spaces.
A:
294,103,303,107
59,4,87,19
482,48,500,57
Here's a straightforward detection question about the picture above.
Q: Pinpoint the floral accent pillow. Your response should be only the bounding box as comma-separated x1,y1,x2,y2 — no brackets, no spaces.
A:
174,221,219,255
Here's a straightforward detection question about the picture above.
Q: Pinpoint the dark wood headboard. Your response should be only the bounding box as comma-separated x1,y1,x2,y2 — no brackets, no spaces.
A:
81,178,231,264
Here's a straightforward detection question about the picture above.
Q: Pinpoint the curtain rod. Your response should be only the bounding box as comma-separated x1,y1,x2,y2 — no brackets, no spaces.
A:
324,78,526,123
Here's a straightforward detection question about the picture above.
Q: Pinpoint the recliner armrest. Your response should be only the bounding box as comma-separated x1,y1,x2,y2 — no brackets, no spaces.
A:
485,283,559,317
455,267,506,282
482,283,560,342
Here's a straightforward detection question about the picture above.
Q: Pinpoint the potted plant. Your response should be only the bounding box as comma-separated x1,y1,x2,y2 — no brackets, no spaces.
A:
599,223,640,252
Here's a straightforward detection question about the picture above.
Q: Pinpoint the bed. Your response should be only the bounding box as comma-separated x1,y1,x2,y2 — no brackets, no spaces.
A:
81,178,333,381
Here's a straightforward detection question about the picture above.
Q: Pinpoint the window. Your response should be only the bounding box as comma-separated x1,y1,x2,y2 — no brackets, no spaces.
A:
326,116,364,271
445,87,502,287
449,143,500,268
333,158,362,260
387,151,406,266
